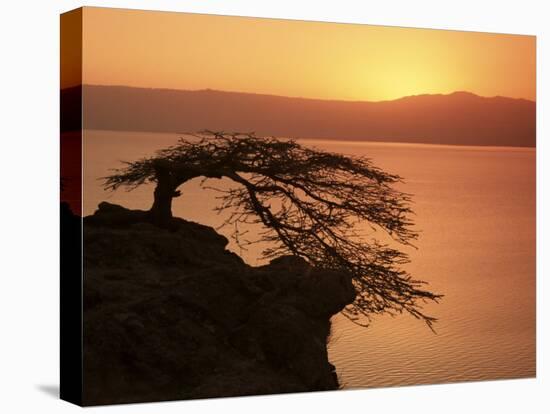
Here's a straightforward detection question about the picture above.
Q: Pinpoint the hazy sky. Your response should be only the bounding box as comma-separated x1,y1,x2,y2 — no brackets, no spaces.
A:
71,7,535,101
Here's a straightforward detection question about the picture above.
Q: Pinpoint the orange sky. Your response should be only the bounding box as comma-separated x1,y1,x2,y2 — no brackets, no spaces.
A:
72,7,535,102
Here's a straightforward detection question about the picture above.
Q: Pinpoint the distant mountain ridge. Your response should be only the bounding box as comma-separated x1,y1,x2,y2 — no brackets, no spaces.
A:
62,85,536,147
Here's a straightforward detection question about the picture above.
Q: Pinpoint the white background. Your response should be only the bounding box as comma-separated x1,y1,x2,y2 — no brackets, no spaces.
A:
0,0,547,412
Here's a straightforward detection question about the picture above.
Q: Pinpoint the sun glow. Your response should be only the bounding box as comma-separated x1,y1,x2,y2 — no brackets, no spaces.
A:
77,7,535,102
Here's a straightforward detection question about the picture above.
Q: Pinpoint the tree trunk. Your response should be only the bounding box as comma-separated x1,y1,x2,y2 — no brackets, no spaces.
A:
149,182,175,227
148,164,180,227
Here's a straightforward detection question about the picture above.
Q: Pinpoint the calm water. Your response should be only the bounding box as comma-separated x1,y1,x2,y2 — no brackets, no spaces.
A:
83,130,536,388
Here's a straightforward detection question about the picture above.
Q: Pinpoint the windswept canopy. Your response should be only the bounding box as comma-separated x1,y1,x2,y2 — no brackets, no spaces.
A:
104,131,442,328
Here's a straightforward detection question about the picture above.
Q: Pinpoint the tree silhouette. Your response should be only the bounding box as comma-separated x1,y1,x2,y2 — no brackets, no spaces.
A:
104,131,442,328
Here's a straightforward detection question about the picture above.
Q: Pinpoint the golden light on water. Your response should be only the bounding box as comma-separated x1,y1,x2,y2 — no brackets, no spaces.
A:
60,6,536,396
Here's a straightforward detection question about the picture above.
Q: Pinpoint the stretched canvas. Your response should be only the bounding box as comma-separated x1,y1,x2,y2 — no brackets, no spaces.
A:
60,6,536,406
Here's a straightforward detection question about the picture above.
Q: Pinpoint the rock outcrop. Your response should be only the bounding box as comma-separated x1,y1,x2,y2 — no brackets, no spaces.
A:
82,202,356,405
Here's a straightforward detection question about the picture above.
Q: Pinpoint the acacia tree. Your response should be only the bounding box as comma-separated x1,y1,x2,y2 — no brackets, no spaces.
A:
104,131,442,328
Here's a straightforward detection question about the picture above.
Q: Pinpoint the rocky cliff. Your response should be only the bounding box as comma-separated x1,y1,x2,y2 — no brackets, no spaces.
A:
81,202,356,405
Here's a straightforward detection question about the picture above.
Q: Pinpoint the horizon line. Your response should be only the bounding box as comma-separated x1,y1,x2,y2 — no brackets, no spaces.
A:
64,83,537,104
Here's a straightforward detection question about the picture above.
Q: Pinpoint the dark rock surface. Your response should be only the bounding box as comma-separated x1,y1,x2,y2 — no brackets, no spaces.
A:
82,202,356,405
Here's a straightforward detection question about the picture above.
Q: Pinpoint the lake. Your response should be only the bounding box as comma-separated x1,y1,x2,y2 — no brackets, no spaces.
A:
82,129,536,388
